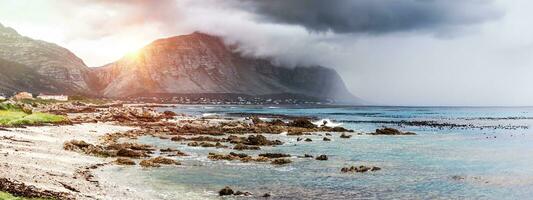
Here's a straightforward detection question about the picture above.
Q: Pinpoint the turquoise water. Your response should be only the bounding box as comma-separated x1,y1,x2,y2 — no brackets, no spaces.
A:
101,106,533,199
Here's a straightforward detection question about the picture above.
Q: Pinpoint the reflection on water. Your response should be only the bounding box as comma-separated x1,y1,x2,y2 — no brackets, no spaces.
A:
100,106,533,199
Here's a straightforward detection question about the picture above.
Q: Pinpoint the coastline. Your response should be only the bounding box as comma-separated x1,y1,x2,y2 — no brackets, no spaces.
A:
2,102,532,199
0,102,359,199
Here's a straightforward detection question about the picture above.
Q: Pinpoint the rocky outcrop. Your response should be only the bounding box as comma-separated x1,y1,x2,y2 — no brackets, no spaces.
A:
92,32,357,103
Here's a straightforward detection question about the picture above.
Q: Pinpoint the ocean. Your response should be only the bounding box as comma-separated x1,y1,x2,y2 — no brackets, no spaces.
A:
99,105,533,199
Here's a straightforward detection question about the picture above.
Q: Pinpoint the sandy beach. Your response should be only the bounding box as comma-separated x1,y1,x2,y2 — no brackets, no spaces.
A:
0,123,142,199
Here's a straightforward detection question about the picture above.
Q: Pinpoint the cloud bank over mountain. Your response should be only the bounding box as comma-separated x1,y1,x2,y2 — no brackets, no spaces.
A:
4,0,533,106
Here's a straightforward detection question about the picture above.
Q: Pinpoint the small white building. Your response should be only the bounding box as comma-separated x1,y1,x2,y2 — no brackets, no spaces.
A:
37,94,69,101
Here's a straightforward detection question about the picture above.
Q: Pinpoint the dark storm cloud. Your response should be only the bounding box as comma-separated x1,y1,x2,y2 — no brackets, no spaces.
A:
238,0,502,34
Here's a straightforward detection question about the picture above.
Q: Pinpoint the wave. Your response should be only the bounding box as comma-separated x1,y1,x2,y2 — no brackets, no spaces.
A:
313,119,342,127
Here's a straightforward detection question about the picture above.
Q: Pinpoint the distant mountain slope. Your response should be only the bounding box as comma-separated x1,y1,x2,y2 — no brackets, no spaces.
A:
0,23,93,94
93,32,358,103
0,58,75,95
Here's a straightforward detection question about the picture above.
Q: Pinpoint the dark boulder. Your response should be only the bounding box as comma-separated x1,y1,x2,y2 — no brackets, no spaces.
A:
340,133,352,138
219,186,234,196
288,118,317,128
370,128,416,135
316,155,328,161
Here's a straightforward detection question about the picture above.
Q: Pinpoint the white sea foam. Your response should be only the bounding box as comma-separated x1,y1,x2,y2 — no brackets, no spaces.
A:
313,119,342,127
202,113,217,117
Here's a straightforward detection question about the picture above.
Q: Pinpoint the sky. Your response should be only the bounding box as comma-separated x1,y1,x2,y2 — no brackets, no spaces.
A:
0,0,532,106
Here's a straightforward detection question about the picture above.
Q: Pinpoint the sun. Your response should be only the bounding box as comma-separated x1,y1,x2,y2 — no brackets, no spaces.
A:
124,48,143,61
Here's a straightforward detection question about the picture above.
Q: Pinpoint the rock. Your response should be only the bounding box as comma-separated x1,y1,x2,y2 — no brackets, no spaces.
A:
271,158,292,165
171,136,186,141
341,165,381,173
258,153,291,158
251,116,263,124
150,156,181,165
233,144,261,151
244,134,283,146
370,128,416,135
325,133,332,136
219,186,234,196
63,140,112,157
340,133,352,138
262,193,272,197
174,150,189,157
160,148,177,152
297,137,303,141
162,110,177,118
140,156,180,167
323,137,331,141
288,119,317,128
234,191,252,196
269,119,286,126
229,152,249,158
115,158,135,165
304,138,312,142
117,148,147,158
139,160,160,168
304,154,313,158
316,155,328,161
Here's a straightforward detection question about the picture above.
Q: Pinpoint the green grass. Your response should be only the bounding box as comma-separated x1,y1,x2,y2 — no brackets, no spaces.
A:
0,192,50,200
0,110,67,126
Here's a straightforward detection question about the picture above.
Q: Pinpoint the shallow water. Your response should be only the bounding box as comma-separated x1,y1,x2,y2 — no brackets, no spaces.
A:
101,106,533,199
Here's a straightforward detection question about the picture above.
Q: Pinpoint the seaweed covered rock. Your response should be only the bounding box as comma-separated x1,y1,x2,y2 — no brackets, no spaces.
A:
244,135,283,146
341,165,381,173
271,158,292,165
233,144,261,151
258,153,291,159
288,118,317,128
140,156,180,168
316,155,328,161
340,133,352,138
116,148,148,158
370,128,416,135
115,158,135,165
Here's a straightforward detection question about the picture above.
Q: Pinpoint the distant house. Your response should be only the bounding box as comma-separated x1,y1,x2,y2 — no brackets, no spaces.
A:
13,92,33,100
37,94,69,101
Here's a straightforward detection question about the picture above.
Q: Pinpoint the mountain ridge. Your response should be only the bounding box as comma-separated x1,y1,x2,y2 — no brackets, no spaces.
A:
92,32,358,103
0,23,93,94
0,23,358,103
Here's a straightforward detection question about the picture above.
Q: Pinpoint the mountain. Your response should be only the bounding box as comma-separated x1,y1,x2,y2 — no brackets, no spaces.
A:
0,58,76,95
0,22,357,103
93,32,357,103
0,23,93,94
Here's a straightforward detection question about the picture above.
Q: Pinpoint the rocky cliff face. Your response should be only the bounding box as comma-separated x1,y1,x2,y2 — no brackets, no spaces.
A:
0,23,92,93
93,32,357,102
